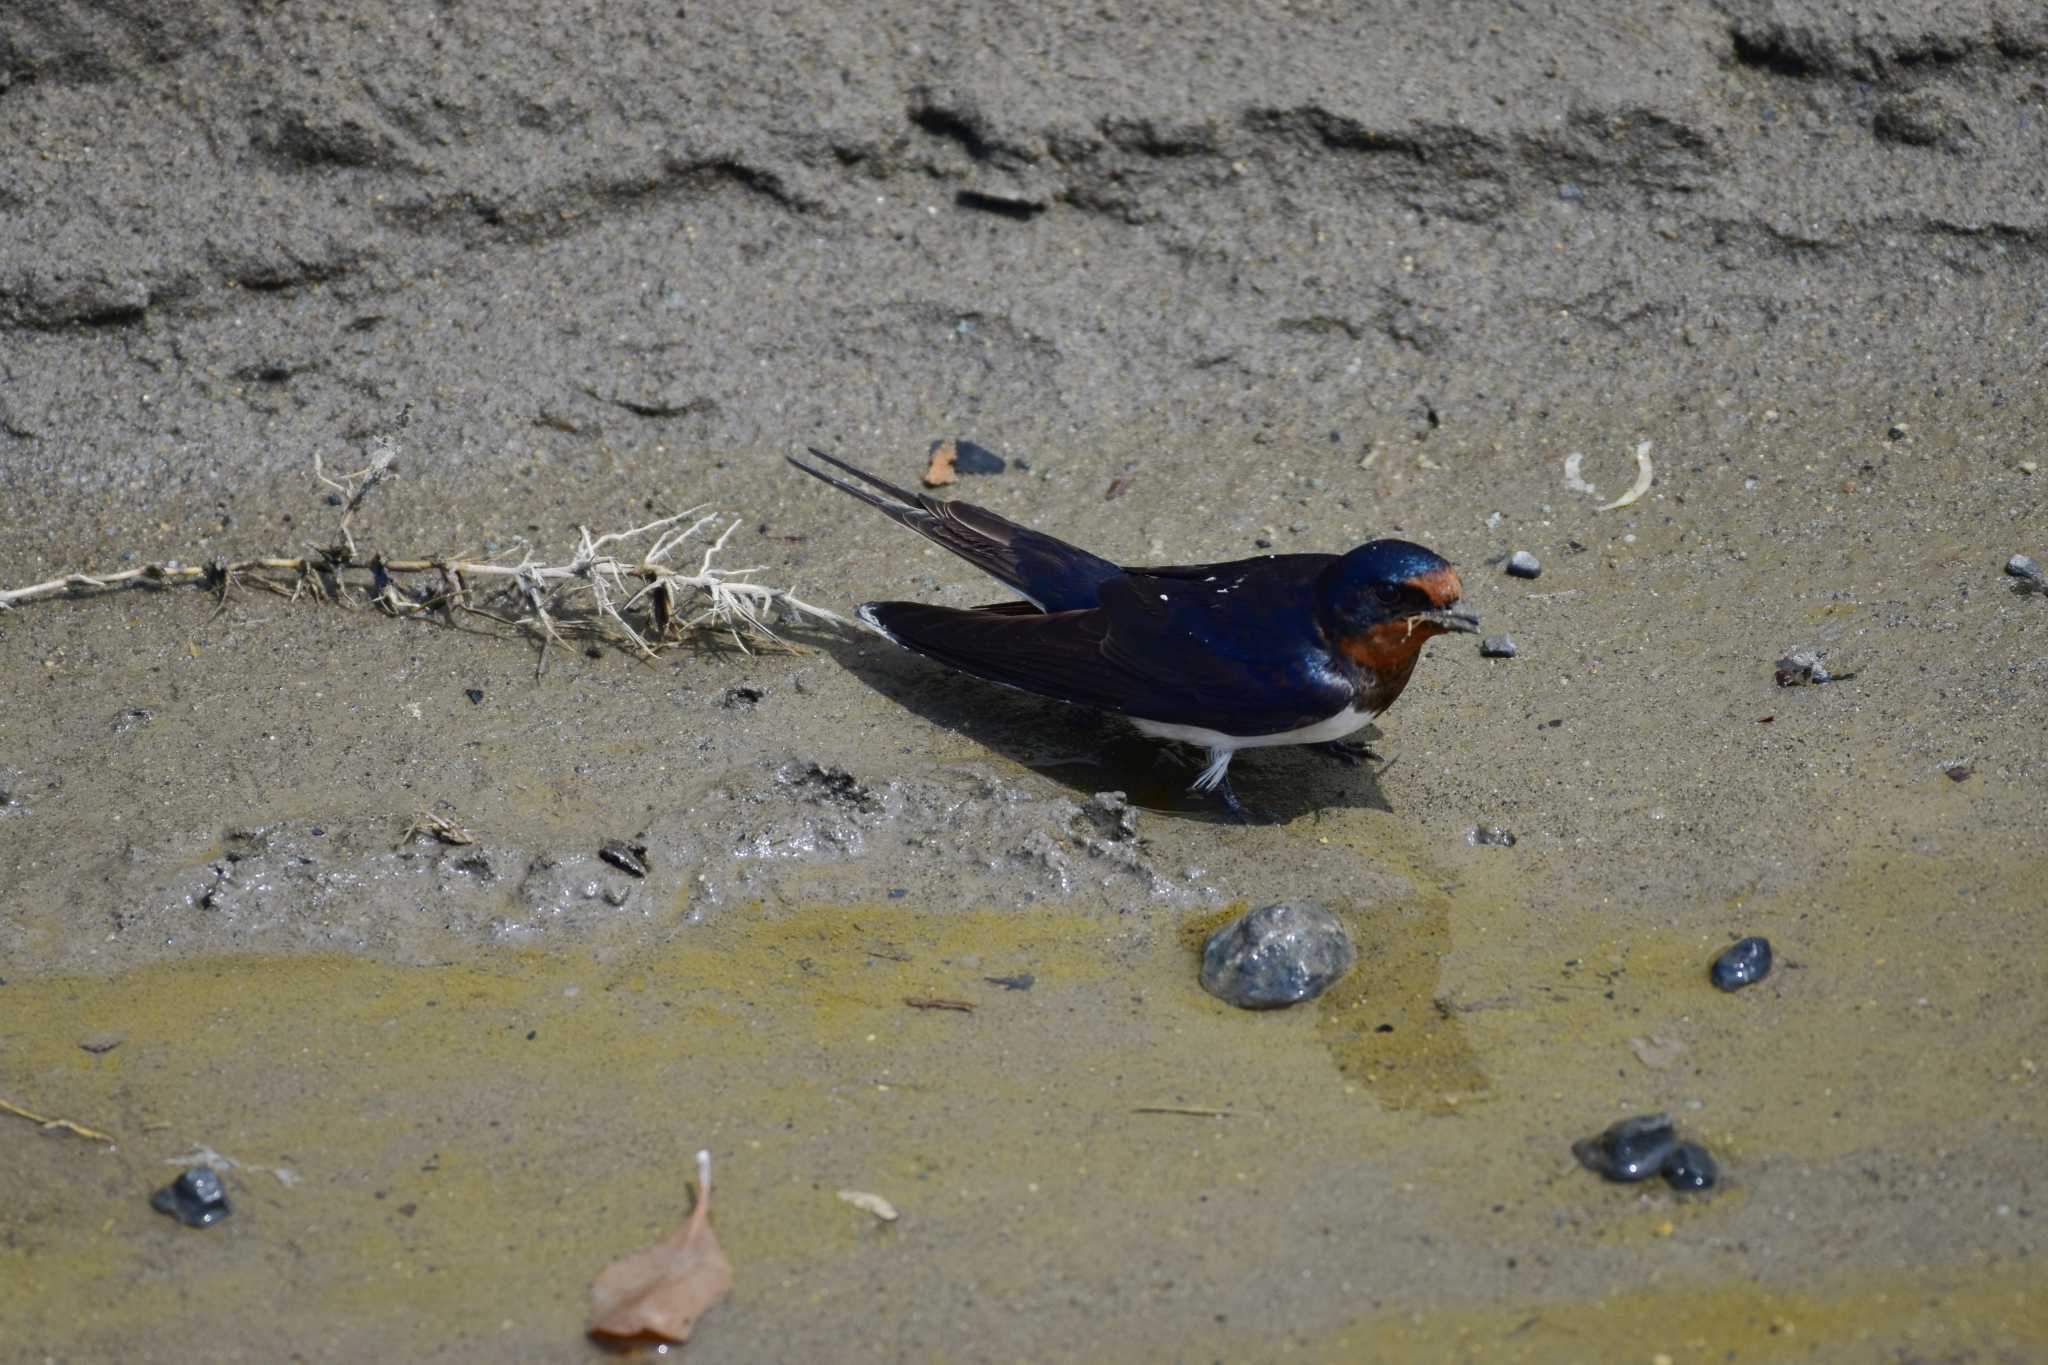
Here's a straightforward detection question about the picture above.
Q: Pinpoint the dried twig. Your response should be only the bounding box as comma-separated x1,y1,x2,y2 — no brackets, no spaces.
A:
903,996,975,1013
1,1095,117,1144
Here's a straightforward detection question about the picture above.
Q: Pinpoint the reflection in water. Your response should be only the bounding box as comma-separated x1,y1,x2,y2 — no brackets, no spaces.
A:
1180,867,1489,1114
1319,893,1489,1113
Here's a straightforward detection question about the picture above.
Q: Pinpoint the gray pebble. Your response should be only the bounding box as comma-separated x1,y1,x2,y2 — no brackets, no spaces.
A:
1662,1141,1718,1192
1506,550,1541,579
1774,647,1831,686
151,1167,231,1228
1480,634,1518,658
950,439,1006,475
2007,554,2043,583
1573,1113,1678,1183
1468,825,1517,847
1199,902,1355,1010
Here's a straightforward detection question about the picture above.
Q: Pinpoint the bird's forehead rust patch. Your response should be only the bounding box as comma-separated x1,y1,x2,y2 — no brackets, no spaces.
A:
1405,564,1464,608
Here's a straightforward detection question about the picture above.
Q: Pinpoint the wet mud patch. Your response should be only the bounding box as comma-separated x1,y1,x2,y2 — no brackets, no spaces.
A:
4,824,2043,1361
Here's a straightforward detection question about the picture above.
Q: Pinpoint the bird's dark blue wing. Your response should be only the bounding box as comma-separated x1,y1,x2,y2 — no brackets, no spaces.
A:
862,557,1355,736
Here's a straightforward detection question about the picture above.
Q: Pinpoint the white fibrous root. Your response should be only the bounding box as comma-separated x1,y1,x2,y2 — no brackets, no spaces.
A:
0,443,847,671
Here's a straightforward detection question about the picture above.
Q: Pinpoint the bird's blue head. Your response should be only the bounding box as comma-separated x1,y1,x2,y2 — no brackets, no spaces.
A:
1317,539,1479,673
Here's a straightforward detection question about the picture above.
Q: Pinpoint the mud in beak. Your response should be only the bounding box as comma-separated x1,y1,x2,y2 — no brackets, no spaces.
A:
1418,608,1480,634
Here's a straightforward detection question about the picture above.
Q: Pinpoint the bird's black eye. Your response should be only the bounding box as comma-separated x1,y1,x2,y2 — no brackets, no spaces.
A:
1372,583,1404,606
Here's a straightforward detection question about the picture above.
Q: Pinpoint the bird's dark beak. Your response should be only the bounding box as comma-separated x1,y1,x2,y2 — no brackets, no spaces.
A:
1419,608,1480,634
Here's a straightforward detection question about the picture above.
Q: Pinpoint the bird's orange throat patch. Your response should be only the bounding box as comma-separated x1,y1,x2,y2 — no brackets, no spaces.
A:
1337,617,1449,682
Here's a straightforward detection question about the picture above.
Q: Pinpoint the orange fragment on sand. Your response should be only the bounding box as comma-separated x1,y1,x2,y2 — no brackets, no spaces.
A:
588,1150,733,1346
922,439,959,487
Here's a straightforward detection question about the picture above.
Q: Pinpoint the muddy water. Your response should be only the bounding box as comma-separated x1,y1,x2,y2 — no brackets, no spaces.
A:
6,760,2041,1360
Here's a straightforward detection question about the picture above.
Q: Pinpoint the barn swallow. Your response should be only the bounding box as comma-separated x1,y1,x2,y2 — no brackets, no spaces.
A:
789,448,1477,818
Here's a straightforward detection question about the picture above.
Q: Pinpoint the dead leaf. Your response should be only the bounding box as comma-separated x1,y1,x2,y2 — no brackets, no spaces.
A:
589,1149,733,1346
922,439,959,487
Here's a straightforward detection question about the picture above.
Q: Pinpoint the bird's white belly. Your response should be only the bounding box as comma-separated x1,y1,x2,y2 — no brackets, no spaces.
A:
1130,705,1373,752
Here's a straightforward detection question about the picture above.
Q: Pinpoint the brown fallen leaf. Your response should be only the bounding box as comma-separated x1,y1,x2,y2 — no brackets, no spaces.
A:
589,1149,733,1347
922,439,959,487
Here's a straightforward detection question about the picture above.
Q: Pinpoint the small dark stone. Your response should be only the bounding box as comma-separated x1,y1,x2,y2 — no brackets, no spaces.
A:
598,840,649,878
112,707,155,734
1469,825,1517,847
1573,1113,1679,1183
1254,537,1274,549
1505,550,1541,579
1662,1142,1719,1192
984,973,1035,991
464,688,484,704
1480,634,1518,658
722,685,764,708
1887,423,1908,441
1943,760,1974,782
1557,182,1585,203
887,888,906,899
950,439,1006,475
1711,936,1773,991
1199,902,1356,1010
2006,553,2042,584
151,1167,231,1228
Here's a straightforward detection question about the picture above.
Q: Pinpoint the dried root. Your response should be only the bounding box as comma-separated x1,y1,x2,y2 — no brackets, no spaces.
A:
0,435,848,673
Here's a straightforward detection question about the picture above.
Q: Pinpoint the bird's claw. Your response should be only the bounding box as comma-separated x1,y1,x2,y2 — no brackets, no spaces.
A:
1313,739,1383,768
1214,776,1256,824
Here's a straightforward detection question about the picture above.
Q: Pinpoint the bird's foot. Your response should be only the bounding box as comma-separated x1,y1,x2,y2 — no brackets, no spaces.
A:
1213,775,1256,825
1313,739,1383,768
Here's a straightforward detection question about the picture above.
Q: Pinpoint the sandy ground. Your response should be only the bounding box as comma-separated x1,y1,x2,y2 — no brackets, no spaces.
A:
2,2,2044,1360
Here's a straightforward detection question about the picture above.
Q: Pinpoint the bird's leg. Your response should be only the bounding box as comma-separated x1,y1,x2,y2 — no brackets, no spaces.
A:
1313,739,1383,767
1212,773,1254,824
1190,746,1254,823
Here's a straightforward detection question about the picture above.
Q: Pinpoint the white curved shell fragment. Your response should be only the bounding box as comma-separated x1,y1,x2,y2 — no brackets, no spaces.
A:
1597,441,1655,511
1563,452,1597,495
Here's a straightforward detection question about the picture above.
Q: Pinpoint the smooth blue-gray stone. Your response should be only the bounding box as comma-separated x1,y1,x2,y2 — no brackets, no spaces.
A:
1662,1142,1719,1192
1573,1113,1678,1182
151,1166,231,1228
1711,936,1773,991
1199,902,1355,1010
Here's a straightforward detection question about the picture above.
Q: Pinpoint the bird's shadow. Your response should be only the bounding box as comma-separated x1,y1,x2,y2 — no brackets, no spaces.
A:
808,629,1393,826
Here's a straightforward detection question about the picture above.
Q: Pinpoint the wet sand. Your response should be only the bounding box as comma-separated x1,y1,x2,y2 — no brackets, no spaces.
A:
2,2,2044,1360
